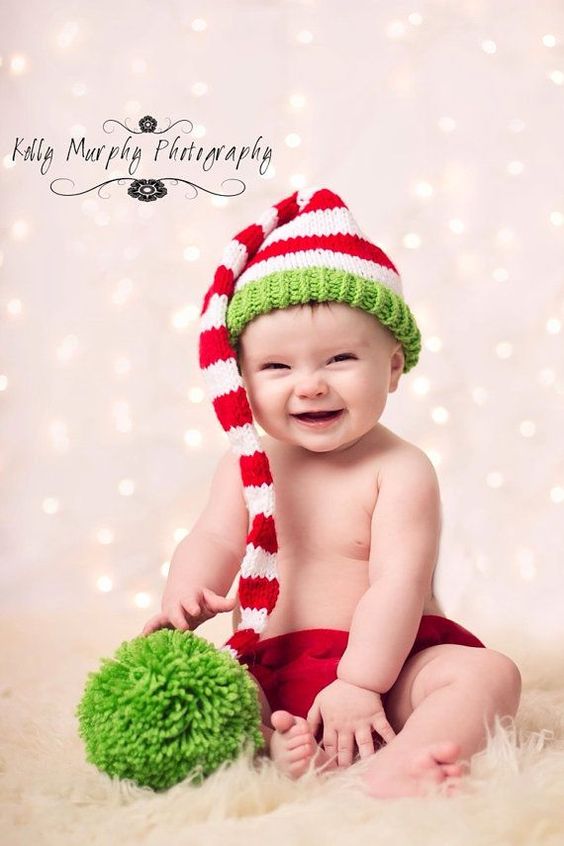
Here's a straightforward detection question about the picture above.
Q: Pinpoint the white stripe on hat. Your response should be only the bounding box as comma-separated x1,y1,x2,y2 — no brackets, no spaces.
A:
226,423,263,458
244,484,275,519
236,249,402,296
201,357,242,400
262,206,363,248
257,205,280,235
240,545,278,580
222,239,249,275
200,292,228,332
239,605,269,633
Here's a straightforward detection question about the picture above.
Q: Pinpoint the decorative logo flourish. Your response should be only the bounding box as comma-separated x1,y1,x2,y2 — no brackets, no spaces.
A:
50,177,245,201
103,115,193,136
138,116,158,133
127,178,167,201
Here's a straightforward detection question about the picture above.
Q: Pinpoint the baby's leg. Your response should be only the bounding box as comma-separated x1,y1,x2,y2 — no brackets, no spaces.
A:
362,645,521,798
249,677,335,778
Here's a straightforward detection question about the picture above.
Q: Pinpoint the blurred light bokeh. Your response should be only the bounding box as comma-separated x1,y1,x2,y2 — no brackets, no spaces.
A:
1,1,563,647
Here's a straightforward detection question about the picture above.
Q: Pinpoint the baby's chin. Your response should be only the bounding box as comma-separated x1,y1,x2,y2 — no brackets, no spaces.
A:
258,424,362,455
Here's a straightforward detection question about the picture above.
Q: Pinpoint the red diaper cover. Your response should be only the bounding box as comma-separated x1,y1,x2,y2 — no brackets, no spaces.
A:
238,615,486,738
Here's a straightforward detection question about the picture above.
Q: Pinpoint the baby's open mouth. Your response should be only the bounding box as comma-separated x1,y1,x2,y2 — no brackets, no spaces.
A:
292,410,343,421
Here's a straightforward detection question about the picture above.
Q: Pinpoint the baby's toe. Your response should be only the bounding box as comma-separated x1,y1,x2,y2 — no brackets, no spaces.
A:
431,741,462,763
285,717,311,740
414,741,461,771
442,762,464,778
286,722,313,744
288,734,314,753
288,744,316,776
270,710,296,733
410,751,446,782
290,739,313,757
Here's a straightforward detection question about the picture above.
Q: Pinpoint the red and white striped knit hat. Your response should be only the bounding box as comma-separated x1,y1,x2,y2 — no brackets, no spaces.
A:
199,186,421,660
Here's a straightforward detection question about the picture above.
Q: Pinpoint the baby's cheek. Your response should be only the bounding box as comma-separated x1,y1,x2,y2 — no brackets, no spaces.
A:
246,394,270,429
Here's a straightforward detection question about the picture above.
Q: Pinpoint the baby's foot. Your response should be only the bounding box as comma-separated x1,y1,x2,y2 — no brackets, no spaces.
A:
269,710,335,779
361,740,465,798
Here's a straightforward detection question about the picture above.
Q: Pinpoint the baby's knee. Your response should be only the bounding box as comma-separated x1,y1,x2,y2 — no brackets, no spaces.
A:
471,649,522,711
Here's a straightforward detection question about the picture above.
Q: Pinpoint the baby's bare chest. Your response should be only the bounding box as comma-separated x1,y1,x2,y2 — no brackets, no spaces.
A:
272,456,376,560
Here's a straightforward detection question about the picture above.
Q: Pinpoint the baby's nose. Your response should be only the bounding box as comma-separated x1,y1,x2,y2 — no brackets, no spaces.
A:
295,373,329,396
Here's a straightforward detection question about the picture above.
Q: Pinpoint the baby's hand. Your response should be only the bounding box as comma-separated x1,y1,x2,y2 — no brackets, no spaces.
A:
307,679,396,768
141,587,237,636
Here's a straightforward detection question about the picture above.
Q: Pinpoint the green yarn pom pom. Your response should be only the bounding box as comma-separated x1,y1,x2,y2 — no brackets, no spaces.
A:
76,629,264,791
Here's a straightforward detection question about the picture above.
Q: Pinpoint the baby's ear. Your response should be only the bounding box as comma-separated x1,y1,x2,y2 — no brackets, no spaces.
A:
237,352,246,385
388,346,404,393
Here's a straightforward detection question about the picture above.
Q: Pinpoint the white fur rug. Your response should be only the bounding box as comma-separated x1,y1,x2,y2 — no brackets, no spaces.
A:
2,608,564,846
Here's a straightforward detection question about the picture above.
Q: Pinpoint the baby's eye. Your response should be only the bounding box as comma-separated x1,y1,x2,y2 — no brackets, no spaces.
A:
330,353,356,362
261,362,289,370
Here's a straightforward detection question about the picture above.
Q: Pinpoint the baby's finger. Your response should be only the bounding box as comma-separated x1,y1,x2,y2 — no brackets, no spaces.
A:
202,588,236,611
322,727,338,762
186,602,202,618
372,715,396,745
306,701,321,736
170,607,191,631
354,727,376,759
337,730,355,768
141,614,168,635
141,616,157,635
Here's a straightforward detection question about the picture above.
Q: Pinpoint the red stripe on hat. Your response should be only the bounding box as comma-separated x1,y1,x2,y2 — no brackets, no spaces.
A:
199,325,235,369
240,451,273,487
213,386,253,430
227,629,259,656
239,575,280,611
202,265,235,313
274,191,301,225
300,188,346,214
248,513,277,553
235,223,266,258
244,233,399,275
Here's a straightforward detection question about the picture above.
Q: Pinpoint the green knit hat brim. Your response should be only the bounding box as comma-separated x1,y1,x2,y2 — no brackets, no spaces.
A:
226,268,421,373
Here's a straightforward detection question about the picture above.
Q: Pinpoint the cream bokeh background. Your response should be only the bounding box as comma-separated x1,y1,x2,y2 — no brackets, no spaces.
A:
1,1,563,649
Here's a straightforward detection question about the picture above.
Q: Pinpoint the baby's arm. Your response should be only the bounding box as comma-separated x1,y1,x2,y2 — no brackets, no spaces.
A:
142,448,248,634
337,446,441,692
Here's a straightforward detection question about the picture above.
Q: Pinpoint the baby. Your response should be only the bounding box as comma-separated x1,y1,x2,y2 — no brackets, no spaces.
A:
142,187,521,798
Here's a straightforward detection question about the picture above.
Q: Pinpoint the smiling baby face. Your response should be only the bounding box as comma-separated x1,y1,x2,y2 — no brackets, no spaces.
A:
238,302,404,454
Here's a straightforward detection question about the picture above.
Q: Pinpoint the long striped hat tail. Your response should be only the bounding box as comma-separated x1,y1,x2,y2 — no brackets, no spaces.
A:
198,188,309,659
